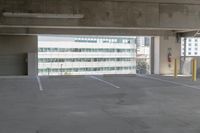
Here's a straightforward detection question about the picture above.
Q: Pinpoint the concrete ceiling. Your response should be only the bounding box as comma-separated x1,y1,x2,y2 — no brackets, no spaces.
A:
0,0,200,36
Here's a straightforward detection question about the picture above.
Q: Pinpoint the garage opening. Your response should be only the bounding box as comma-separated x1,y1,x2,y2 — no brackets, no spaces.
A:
38,35,151,76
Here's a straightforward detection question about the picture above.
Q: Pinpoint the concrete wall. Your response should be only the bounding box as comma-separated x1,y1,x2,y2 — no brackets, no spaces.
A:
0,35,38,76
154,36,181,75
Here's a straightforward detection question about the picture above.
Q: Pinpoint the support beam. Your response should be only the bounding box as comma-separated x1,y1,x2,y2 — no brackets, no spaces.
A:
0,27,176,36
179,30,200,37
1,0,200,34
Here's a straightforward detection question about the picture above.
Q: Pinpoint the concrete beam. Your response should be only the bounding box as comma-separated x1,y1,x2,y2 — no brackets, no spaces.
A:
0,27,175,36
0,0,200,34
178,30,200,37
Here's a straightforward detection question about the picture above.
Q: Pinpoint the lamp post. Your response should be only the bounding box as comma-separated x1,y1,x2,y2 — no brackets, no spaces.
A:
60,64,63,75
47,68,50,76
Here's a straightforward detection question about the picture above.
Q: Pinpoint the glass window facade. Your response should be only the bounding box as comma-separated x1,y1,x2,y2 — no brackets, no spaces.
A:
38,36,137,75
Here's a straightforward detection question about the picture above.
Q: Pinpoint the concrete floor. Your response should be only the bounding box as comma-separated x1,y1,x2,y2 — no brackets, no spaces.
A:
0,75,200,133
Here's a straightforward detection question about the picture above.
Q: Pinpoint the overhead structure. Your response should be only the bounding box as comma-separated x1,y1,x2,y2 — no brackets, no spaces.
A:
0,0,199,76
0,0,200,36
180,30,200,37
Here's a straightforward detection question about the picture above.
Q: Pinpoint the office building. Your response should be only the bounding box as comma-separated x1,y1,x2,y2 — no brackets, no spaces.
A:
38,36,137,75
181,38,200,56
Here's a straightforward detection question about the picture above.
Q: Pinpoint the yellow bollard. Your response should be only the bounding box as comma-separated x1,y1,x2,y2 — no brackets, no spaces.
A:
174,59,178,78
192,59,197,81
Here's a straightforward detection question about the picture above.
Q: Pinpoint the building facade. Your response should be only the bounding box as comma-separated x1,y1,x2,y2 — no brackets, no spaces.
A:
38,36,137,75
136,37,151,74
181,38,200,56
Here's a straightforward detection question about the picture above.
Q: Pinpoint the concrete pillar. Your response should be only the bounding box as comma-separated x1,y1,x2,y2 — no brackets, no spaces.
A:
150,37,155,74
0,35,38,76
154,36,160,74
154,36,181,75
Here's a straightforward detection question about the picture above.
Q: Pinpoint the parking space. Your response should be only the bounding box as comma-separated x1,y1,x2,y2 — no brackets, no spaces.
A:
0,75,200,133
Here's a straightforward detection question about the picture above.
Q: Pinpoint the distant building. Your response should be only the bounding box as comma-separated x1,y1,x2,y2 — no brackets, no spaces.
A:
181,38,200,56
38,36,137,75
135,37,151,74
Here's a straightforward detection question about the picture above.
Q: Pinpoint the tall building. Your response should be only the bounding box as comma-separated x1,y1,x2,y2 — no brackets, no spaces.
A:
38,36,137,75
135,37,151,74
181,38,200,56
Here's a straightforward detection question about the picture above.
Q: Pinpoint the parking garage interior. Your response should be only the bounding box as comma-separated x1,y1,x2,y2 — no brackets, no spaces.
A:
0,0,200,133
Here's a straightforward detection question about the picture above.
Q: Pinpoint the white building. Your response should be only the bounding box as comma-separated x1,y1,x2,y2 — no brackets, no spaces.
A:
38,36,137,75
181,38,200,56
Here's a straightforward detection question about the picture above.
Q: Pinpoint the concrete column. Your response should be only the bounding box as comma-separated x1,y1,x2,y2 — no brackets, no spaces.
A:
153,36,181,75
154,36,160,74
150,37,155,74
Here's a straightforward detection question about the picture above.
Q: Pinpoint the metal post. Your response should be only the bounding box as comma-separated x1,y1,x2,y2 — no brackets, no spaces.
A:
47,68,50,76
60,64,63,75
174,59,178,78
192,59,197,81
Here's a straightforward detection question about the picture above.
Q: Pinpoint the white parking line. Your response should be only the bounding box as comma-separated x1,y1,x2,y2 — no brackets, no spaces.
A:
137,75,200,90
89,76,120,89
37,76,43,91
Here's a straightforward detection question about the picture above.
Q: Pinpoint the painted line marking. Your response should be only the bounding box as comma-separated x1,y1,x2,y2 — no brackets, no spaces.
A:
37,76,43,91
137,74,200,90
89,76,120,89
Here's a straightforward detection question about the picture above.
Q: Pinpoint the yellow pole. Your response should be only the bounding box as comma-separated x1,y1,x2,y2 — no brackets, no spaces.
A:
192,59,197,81
174,59,178,78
